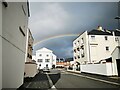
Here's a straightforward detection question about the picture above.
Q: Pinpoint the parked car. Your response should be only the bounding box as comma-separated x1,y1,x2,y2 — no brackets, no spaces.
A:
43,67,50,73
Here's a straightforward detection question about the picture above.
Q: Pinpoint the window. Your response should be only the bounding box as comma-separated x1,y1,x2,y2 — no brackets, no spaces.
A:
38,59,43,62
45,59,50,62
105,36,108,40
81,38,84,44
77,47,80,51
106,46,109,51
2,1,8,7
115,38,119,42
19,26,25,36
81,49,85,58
46,54,49,57
91,36,95,40
78,55,80,59
39,54,42,56
74,57,77,59
74,49,76,53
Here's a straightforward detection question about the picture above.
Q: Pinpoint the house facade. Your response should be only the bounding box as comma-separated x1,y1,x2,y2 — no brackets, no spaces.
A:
73,26,119,64
35,47,57,69
73,26,120,76
24,28,38,78
2,1,30,88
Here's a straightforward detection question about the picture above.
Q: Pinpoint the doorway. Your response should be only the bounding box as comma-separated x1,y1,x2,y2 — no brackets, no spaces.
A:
116,59,120,77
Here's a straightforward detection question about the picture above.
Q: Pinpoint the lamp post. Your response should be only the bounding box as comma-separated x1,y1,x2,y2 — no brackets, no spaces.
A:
115,16,120,30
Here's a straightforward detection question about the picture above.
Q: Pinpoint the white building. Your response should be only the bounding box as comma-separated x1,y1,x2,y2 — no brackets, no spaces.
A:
24,28,38,78
34,47,57,69
73,26,120,76
2,1,30,88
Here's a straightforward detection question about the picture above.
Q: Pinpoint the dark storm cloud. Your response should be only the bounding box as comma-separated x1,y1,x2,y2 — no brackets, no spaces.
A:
29,2,119,58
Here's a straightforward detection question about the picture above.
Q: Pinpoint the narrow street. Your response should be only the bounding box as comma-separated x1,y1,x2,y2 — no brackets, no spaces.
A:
19,69,120,90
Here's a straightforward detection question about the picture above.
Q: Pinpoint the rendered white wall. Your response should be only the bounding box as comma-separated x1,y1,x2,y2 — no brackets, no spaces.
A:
81,63,114,76
73,31,89,64
2,39,25,88
112,47,120,76
24,64,38,78
89,35,117,62
36,52,53,69
0,2,2,90
2,2,28,88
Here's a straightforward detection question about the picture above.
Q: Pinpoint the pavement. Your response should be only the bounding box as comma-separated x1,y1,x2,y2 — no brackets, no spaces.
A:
67,69,120,84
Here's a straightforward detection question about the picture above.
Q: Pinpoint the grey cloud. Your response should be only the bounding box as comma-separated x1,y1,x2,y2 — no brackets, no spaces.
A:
30,2,118,58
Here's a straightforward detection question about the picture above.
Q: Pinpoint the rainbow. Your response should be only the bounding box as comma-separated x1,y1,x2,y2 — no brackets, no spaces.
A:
33,33,79,46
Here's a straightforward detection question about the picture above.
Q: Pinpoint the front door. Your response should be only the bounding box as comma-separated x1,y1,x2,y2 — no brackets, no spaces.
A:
116,59,120,77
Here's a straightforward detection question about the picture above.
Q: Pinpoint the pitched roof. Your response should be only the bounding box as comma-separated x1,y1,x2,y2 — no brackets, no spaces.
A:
88,29,113,36
114,30,120,36
36,47,53,53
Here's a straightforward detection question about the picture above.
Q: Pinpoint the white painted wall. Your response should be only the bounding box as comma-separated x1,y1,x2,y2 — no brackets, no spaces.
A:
52,54,57,66
2,2,29,88
112,47,120,76
32,55,36,61
24,64,38,77
89,35,117,63
0,2,2,90
81,63,114,76
73,31,89,64
35,48,57,69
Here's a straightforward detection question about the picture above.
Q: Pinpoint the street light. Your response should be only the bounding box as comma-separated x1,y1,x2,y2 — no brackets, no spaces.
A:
115,16,120,29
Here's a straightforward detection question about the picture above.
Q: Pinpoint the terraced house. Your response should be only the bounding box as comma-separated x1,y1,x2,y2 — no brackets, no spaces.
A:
73,26,120,76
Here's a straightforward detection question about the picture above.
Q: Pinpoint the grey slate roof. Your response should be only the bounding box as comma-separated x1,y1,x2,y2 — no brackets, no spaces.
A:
114,30,120,36
88,29,113,36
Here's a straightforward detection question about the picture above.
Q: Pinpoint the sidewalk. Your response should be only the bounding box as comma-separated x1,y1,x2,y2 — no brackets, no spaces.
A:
67,69,120,84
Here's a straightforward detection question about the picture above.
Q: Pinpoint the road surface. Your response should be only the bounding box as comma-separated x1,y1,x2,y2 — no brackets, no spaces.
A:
19,69,120,90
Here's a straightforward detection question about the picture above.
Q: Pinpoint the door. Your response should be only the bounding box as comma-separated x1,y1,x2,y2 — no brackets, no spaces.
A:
116,59,120,77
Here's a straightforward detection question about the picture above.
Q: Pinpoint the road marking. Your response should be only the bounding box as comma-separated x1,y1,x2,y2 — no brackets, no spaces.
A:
46,73,57,90
68,72,120,86
26,82,32,88
51,85,56,88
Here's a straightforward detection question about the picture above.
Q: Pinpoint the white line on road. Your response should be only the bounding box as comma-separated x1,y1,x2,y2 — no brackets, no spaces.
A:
46,73,57,90
68,72,120,86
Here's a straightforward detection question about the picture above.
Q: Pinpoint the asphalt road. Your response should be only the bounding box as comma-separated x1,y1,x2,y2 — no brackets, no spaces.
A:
19,69,120,90
48,69,120,89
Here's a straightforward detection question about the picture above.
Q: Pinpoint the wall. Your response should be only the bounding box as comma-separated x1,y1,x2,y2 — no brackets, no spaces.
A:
24,63,38,77
52,54,57,66
0,2,2,90
112,47,120,76
88,35,117,62
36,52,53,69
81,63,114,76
73,31,89,64
2,2,29,88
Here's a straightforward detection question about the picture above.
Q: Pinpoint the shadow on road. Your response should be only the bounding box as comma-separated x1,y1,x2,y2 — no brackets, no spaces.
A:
49,73,61,85
18,72,50,89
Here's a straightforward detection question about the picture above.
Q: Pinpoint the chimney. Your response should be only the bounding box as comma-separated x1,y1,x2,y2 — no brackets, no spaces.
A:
97,26,103,31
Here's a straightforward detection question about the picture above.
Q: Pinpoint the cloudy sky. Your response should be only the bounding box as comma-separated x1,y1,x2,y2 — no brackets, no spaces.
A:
29,2,119,58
